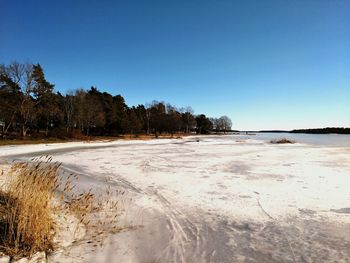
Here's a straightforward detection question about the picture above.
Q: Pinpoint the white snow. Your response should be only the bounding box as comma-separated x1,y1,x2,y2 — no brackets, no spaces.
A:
1,135,350,262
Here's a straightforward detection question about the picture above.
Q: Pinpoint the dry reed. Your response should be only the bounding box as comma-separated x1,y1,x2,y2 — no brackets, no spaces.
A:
0,156,123,259
0,157,60,257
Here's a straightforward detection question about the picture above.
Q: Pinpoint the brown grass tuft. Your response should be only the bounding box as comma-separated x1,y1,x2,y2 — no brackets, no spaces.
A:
270,138,295,144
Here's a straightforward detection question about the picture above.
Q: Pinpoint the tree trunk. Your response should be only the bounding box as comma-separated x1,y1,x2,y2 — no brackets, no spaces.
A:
4,112,16,134
45,119,49,137
146,118,150,135
21,125,29,137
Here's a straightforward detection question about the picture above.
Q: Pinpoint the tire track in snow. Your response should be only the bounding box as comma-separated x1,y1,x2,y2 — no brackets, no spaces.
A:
152,191,208,263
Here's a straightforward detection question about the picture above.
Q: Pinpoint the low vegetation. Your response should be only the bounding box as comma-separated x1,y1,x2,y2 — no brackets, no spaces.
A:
0,157,121,260
270,138,295,144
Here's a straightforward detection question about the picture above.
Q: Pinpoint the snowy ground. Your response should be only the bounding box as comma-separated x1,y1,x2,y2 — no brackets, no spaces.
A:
1,135,350,262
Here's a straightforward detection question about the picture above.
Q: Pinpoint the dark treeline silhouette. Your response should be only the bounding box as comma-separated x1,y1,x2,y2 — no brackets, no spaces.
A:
259,130,289,133
0,62,232,139
259,128,350,134
290,127,350,134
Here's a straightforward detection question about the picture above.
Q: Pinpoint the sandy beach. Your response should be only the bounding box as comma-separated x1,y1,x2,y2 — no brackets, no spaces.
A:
1,135,350,262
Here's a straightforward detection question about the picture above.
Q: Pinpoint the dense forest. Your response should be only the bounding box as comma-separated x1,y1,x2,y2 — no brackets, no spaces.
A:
0,62,232,139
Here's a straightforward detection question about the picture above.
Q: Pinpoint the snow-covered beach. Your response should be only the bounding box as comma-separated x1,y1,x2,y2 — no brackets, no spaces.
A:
1,135,350,262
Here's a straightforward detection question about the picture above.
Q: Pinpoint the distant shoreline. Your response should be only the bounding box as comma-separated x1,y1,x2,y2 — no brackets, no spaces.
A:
247,127,350,135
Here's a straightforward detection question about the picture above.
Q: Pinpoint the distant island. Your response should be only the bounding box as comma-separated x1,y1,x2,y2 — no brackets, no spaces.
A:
259,127,350,134
290,127,350,134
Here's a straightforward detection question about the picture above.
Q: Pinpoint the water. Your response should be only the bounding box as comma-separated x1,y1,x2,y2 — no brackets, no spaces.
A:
234,132,350,147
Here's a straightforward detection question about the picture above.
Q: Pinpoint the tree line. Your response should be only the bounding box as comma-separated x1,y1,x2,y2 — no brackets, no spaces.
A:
0,62,232,138
290,127,350,134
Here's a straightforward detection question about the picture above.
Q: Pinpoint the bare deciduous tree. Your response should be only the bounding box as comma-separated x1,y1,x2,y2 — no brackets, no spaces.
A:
4,62,37,136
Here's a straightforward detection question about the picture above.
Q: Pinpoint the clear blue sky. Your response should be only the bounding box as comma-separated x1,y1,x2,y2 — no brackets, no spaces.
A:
1,0,349,130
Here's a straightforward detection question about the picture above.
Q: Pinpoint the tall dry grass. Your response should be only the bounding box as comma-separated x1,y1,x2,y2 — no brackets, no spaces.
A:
0,156,123,259
0,158,60,257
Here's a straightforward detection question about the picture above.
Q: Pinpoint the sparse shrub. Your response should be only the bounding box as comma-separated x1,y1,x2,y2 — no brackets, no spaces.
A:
270,138,295,144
